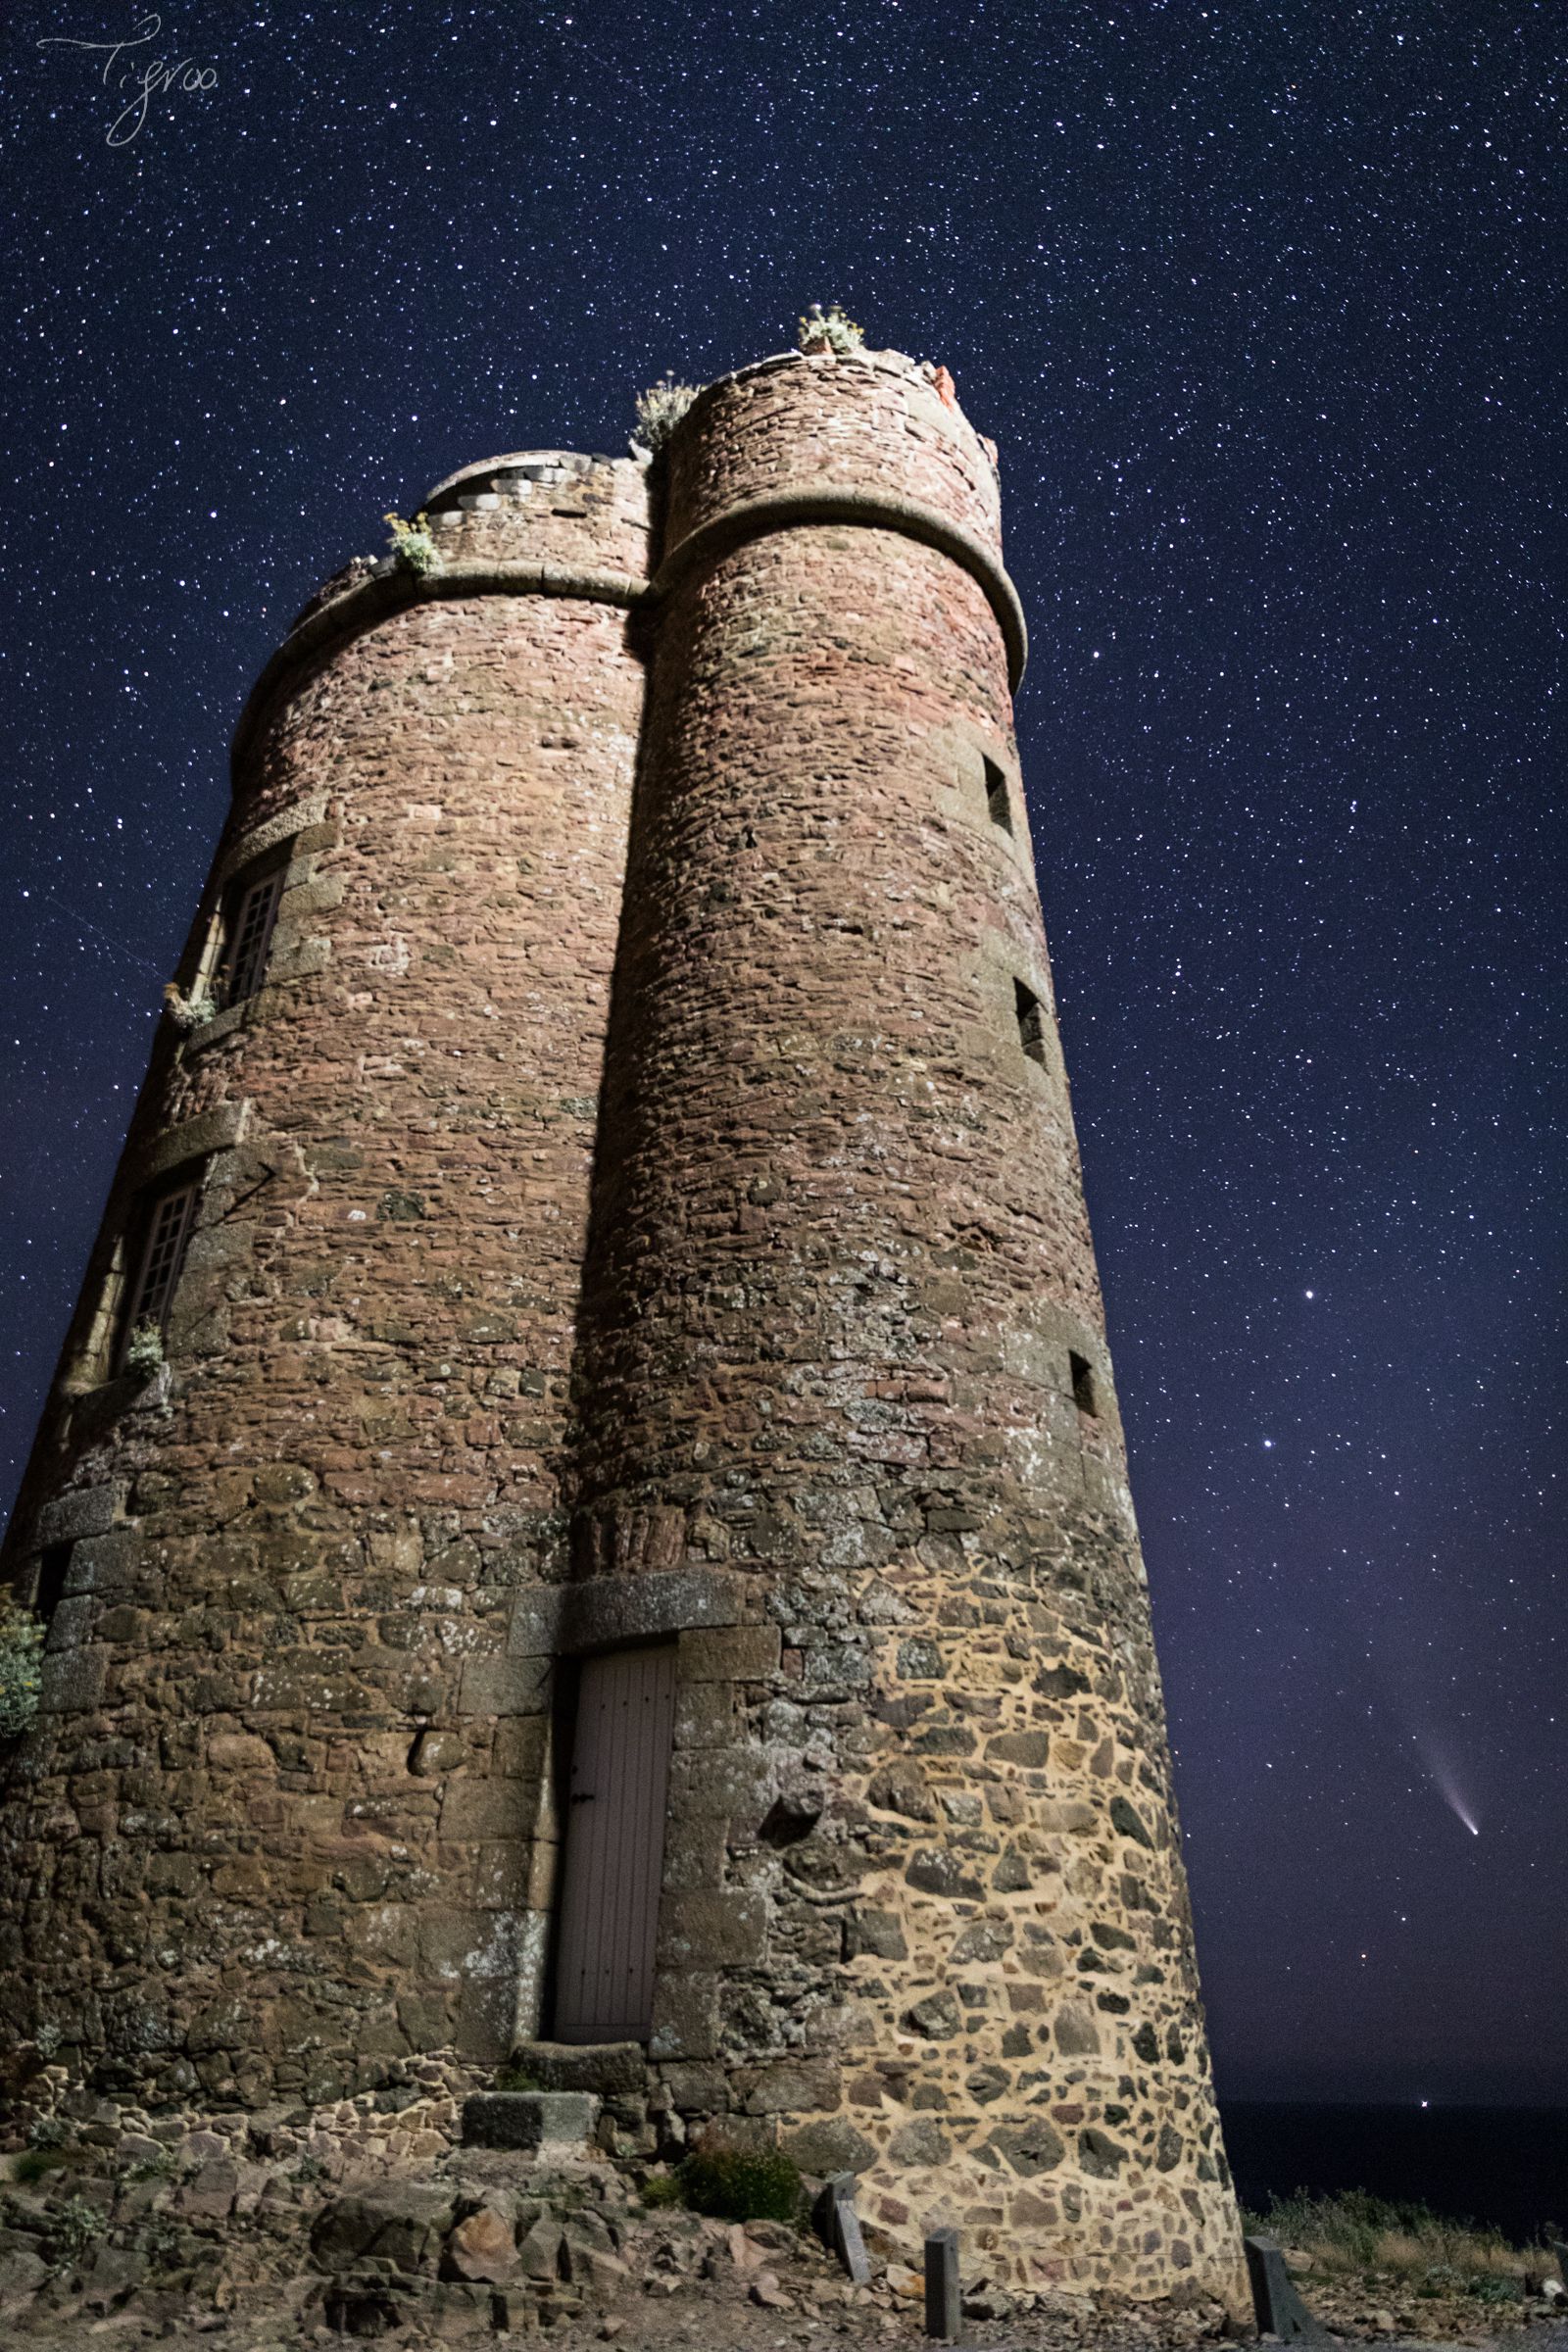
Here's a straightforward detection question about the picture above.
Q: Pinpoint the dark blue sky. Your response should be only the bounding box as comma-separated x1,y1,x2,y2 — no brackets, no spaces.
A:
3,2,1562,2101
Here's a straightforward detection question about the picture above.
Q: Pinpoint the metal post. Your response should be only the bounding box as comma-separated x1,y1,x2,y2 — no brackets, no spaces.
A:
834,2191,871,2287
811,2174,871,2285
1243,2236,1331,2343
924,2227,961,2342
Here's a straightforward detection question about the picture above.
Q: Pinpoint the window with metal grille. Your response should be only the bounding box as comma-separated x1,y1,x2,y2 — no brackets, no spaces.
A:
119,1179,200,1363
1014,978,1048,1067
219,860,285,1006
984,755,1013,833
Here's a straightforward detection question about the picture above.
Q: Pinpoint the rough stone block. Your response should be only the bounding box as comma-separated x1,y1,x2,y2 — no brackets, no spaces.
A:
666,1746,775,1827
987,2118,1065,2177
39,1643,110,1713
311,2182,460,2277
458,1652,551,1717
512,2038,646,2094
446,2203,518,2282
660,1810,729,1891
438,1778,531,1841
136,1100,249,1185
44,1595,95,1652
678,1624,782,1681
890,2117,952,2165
37,1486,120,1545
517,2212,564,2280
784,2116,877,2177
461,2090,599,2149
986,1730,1051,1767
62,1530,142,1596
674,1679,740,1748
82,2244,148,2312
649,1971,720,2061
506,1570,743,1657
501,1591,565,1660
845,1907,907,1961
1109,1794,1154,1848
174,2158,240,2218
658,1889,767,1968
660,2060,728,2112
741,2057,840,2113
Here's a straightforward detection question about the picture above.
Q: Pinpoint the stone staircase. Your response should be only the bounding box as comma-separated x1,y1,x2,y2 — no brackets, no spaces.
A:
460,2040,651,2158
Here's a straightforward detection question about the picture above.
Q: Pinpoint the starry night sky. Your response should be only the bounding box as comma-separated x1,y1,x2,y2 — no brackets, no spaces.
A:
4,4,1563,2104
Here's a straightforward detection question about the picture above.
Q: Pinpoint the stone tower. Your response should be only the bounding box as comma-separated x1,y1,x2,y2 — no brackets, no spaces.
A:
1,344,1245,2306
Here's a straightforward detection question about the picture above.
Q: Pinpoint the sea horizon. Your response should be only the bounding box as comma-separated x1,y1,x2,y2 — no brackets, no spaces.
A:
1219,2100,1568,2245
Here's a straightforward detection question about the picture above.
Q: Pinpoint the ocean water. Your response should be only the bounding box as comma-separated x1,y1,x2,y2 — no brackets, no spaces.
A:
1220,2103,1568,2247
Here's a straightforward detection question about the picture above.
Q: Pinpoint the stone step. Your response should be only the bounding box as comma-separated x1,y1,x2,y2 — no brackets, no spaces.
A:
461,2090,600,2152
508,2039,648,2097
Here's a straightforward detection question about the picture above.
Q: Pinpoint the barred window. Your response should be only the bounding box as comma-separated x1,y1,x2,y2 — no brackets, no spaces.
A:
119,1179,200,1363
219,860,285,1006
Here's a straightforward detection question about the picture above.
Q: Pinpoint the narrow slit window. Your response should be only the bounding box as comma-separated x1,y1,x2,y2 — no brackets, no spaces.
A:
984,755,1013,834
119,1178,200,1363
1014,978,1048,1067
1069,1350,1097,1417
219,860,286,1007
34,1544,72,1625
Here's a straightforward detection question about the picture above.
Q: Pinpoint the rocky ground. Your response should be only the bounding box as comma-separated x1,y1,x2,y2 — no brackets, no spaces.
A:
3,2133,1565,2351
1283,2266,1566,2352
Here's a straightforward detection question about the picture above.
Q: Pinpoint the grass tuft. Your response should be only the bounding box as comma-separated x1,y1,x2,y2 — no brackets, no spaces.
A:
494,2060,540,2092
676,2143,804,2225
1245,2187,1558,2300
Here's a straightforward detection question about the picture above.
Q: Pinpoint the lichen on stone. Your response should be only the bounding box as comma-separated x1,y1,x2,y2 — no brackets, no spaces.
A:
122,1320,166,1377
162,981,218,1032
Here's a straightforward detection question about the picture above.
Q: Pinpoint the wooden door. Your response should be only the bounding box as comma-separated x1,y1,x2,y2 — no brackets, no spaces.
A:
553,1644,677,2043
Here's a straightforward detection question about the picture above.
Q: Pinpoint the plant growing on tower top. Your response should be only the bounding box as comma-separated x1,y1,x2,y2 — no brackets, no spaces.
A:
632,375,699,456
797,303,863,355
383,510,440,577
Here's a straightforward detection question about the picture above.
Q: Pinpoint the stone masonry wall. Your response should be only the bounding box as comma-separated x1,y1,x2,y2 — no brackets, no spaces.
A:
0,352,1243,2311
662,350,1004,551
0,454,649,2106
565,354,1246,2304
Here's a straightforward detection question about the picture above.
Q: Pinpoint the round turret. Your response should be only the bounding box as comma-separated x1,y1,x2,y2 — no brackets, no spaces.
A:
564,348,1242,2301
0,454,650,2103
